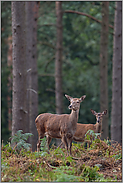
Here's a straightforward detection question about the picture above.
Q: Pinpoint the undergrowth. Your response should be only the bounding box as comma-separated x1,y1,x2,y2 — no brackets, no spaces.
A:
1,130,122,182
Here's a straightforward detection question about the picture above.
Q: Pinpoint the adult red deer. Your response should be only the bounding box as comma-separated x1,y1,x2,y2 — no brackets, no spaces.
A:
35,94,86,155
58,109,107,147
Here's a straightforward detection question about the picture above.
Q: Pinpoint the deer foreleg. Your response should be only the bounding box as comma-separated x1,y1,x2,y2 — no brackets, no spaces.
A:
67,137,73,155
62,135,68,154
46,135,52,150
66,133,73,155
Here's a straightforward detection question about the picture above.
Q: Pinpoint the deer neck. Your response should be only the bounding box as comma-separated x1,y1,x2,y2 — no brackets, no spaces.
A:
69,109,79,124
94,122,102,133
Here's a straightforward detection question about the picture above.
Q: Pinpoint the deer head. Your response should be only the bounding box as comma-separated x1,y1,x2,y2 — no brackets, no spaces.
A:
65,94,86,111
91,109,107,124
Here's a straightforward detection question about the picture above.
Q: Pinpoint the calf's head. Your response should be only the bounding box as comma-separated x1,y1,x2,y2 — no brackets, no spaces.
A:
91,109,107,124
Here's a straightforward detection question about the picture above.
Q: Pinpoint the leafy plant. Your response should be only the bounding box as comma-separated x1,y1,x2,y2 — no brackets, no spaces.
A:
10,130,33,152
84,130,101,149
113,153,122,160
80,164,101,181
54,166,79,182
85,129,101,141
40,137,48,152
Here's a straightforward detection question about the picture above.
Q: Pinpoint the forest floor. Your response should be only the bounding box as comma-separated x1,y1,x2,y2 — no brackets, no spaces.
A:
1,137,122,182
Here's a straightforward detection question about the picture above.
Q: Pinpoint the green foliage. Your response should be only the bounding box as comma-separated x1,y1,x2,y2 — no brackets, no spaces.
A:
79,164,100,181
85,129,101,140
54,166,79,182
112,152,122,160
115,153,122,160
40,137,48,153
10,130,33,152
54,163,101,182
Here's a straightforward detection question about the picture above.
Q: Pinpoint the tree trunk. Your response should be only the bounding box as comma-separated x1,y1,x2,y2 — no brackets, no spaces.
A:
55,1,63,146
111,1,122,144
26,2,39,151
55,1,63,114
7,36,12,133
12,2,28,136
100,1,109,140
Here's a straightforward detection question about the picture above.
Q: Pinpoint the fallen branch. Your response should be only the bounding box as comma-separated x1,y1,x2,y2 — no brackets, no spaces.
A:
43,160,57,169
71,156,82,160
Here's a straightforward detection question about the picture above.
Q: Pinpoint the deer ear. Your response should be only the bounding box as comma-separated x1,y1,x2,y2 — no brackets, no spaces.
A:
90,109,97,115
102,110,107,115
79,95,86,102
65,94,73,101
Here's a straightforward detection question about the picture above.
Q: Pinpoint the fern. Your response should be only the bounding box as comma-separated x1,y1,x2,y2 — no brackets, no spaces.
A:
11,130,33,152
40,137,48,152
85,129,101,140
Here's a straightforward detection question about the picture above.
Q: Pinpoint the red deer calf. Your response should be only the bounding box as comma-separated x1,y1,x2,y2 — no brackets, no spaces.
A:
73,109,107,142
35,94,86,155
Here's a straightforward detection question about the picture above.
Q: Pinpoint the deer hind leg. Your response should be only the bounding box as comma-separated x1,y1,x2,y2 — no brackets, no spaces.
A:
37,138,41,152
37,134,45,152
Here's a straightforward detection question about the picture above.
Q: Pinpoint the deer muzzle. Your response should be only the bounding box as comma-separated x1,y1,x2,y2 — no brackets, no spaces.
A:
68,105,72,109
97,117,100,123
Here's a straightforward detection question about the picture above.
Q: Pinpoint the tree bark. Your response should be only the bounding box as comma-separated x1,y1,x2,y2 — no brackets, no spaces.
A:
100,2,109,140
12,2,28,136
55,1,63,114
111,1,122,144
7,36,12,133
26,2,39,151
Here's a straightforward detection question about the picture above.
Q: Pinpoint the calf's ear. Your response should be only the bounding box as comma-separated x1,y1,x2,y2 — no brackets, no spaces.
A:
102,110,107,115
90,109,97,115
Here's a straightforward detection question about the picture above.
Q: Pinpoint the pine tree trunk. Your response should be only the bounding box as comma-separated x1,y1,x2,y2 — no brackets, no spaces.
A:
55,1,63,146
100,2,109,140
12,2,28,136
7,36,12,133
26,2,39,151
111,1,122,144
55,1,63,114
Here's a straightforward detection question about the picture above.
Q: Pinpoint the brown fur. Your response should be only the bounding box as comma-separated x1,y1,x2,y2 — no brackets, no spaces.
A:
35,94,86,155
59,109,107,147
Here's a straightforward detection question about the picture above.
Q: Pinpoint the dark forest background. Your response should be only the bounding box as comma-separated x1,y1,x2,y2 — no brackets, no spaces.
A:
1,1,122,151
